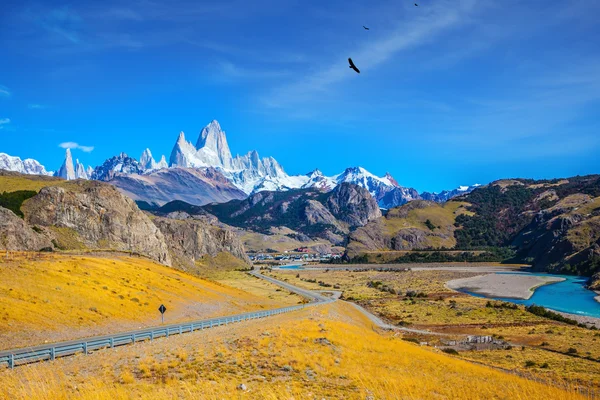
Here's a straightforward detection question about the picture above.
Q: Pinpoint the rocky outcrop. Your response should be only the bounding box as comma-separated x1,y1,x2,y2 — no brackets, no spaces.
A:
325,183,382,226
22,182,171,265
0,206,52,250
154,217,249,272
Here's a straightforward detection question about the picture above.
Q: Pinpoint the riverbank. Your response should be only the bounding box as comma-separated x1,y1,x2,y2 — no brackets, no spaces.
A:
554,310,600,329
446,274,565,300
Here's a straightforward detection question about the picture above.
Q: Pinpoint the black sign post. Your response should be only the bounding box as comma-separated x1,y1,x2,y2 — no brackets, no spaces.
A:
158,304,166,324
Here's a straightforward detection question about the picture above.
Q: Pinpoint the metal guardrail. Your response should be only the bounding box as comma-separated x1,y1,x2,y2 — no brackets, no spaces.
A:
0,303,331,369
0,271,332,369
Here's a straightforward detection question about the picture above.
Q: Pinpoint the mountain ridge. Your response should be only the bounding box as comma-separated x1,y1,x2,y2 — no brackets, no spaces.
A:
0,120,479,208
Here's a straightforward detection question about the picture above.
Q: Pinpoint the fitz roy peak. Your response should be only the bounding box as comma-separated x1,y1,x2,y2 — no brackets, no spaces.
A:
169,120,288,194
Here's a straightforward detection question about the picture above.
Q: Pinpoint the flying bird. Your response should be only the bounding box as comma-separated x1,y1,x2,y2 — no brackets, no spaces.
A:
414,3,418,6
363,25,370,30
348,58,360,74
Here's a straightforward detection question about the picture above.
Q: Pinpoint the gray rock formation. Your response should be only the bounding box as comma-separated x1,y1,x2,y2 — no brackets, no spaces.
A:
22,182,171,265
154,217,249,272
0,206,52,250
325,182,382,226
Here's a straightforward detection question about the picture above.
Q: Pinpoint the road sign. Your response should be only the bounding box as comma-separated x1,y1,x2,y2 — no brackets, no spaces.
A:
159,304,166,323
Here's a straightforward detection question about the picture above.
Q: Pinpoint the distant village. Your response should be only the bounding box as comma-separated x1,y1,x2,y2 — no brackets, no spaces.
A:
248,247,343,263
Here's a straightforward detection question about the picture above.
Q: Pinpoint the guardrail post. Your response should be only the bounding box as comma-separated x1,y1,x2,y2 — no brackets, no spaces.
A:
132,334,135,344
83,342,88,355
50,347,55,361
8,354,14,369
210,320,213,328
191,324,195,331
150,332,154,341
179,326,183,335
110,338,114,348
166,329,169,338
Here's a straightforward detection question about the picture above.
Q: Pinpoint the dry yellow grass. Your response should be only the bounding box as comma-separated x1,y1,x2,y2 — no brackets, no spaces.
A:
269,268,600,388
0,302,585,399
0,253,298,350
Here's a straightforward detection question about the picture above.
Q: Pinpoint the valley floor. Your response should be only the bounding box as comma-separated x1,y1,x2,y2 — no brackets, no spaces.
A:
268,265,600,392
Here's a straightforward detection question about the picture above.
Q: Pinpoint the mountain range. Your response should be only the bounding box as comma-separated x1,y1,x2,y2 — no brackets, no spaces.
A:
0,120,479,208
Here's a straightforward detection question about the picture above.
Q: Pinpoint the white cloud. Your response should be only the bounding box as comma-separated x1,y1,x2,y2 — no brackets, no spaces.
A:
0,86,10,97
28,103,48,109
59,142,94,152
0,118,10,129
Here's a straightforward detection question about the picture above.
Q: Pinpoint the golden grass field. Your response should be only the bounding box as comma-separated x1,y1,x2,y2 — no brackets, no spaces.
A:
0,253,301,350
269,268,600,390
0,301,586,400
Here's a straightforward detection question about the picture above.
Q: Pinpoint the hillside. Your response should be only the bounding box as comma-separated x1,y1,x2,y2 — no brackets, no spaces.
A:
168,183,381,246
0,253,294,350
0,172,249,271
346,200,471,257
346,175,600,276
0,301,581,400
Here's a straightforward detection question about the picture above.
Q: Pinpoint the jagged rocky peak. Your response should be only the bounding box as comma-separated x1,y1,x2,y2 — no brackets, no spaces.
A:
307,168,323,177
0,153,52,176
384,172,399,187
140,148,168,171
56,148,76,180
91,152,143,181
74,159,89,179
196,120,233,169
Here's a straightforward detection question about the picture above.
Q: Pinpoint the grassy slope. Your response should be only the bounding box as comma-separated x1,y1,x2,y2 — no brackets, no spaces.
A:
0,301,583,400
348,201,472,259
0,253,300,350
0,174,85,193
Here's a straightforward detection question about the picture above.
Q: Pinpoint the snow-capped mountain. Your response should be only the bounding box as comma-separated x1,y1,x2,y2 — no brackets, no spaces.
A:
168,120,289,194
54,149,92,180
55,149,76,180
140,148,167,171
91,152,144,181
1,120,482,208
420,184,482,202
0,153,52,176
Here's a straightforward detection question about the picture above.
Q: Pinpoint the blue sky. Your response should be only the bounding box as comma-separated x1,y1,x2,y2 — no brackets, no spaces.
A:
1,0,599,192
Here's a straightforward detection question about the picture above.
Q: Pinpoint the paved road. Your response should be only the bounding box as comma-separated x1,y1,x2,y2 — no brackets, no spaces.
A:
345,301,448,336
248,270,332,303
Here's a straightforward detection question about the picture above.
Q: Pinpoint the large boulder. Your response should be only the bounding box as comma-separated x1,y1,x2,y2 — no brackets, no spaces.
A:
22,183,171,265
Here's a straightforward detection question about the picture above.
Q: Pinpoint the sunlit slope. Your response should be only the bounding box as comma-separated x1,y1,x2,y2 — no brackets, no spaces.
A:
0,302,583,399
0,253,296,350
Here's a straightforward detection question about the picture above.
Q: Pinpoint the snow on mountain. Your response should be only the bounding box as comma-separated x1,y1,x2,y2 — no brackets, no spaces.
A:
168,121,291,194
301,169,336,191
74,159,89,179
91,152,144,181
420,184,482,202
0,153,52,176
140,148,168,171
55,149,76,180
